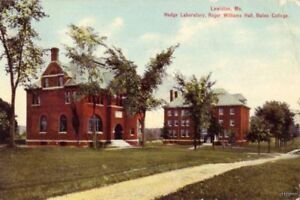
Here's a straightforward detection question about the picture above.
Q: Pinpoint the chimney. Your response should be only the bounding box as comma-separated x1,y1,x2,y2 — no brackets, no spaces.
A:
174,91,178,99
51,47,59,61
170,90,174,102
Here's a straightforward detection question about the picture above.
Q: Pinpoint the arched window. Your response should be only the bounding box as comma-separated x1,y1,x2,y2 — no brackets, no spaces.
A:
59,115,67,132
40,115,47,132
88,115,103,132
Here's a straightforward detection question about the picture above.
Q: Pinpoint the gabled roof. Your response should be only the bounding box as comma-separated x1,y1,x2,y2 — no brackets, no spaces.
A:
165,88,249,108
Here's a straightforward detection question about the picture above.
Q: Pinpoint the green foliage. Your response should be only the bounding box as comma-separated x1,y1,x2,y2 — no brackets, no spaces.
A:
0,98,11,143
65,25,107,149
247,116,271,143
255,101,295,144
65,25,178,145
0,0,47,85
161,123,169,139
0,98,18,143
105,45,178,115
175,73,218,149
207,114,223,142
0,0,46,147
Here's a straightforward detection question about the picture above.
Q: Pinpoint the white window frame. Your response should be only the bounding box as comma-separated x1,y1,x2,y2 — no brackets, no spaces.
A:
181,129,185,137
181,110,185,116
174,120,179,127
219,108,224,116
219,119,224,125
186,129,189,137
186,119,190,127
168,130,173,138
230,108,235,115
181,120,185,127
65,92,71,104
45,78,49,88
230,119,235,127
173,130,177,138
174,110,178,117
167,120,172,127
167,110,172,117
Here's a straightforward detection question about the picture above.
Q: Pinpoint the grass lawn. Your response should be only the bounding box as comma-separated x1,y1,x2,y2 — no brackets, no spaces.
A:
0,144,262,200
158,157,300,200
203,137,300,154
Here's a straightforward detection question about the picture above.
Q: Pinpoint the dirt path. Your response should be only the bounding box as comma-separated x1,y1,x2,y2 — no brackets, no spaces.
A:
49,153,298,200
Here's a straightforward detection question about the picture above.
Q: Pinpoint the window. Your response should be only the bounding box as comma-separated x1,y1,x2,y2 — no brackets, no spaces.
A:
230,108,235,115
181,110,185,116
130,128,135,135
181,129,185,137
88,95,103,105
219,108,224,115
88,115,103,132
167,120,172,127
72,91,77,101
32,93,40,105
186,130,189,137
65,92,71,104
186,119,190,127
219,119,224,125
59,76,64,86
167,110,172,117
174,120,179,127
168,130,172,138
230,120,235,127
173,130,177,138
174,110,178,117
40,115,47,132
181,120,185,127
44,78,49,88
59,115,67,132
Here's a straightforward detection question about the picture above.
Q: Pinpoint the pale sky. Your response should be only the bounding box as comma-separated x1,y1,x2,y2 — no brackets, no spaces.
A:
0,0,300,128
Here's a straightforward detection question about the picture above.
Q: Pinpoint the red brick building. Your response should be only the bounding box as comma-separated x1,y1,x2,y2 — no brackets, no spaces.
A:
163,88,250,144
26,48,142,146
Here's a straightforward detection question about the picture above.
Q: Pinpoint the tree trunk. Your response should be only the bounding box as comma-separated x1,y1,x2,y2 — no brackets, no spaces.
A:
193,125,198,150
257,139,260,155
92,97,97,149
275,137,279,149
141,110,146,147
8,88,16,148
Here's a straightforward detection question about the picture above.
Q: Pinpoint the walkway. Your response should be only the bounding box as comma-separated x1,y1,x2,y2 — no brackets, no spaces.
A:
49,153,299,200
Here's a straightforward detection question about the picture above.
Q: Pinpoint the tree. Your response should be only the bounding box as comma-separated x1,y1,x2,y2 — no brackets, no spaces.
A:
0,98,18,144
0,0,47,147
247,116,271,154
161,123,169,140
175,73,218,150
65,24,178,146
207,114,223,149
105,45,178,145
255,101,294,149
65,25,107,149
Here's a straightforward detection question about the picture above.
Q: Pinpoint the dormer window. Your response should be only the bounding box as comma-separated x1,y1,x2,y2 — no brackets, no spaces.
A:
59,76,64,86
